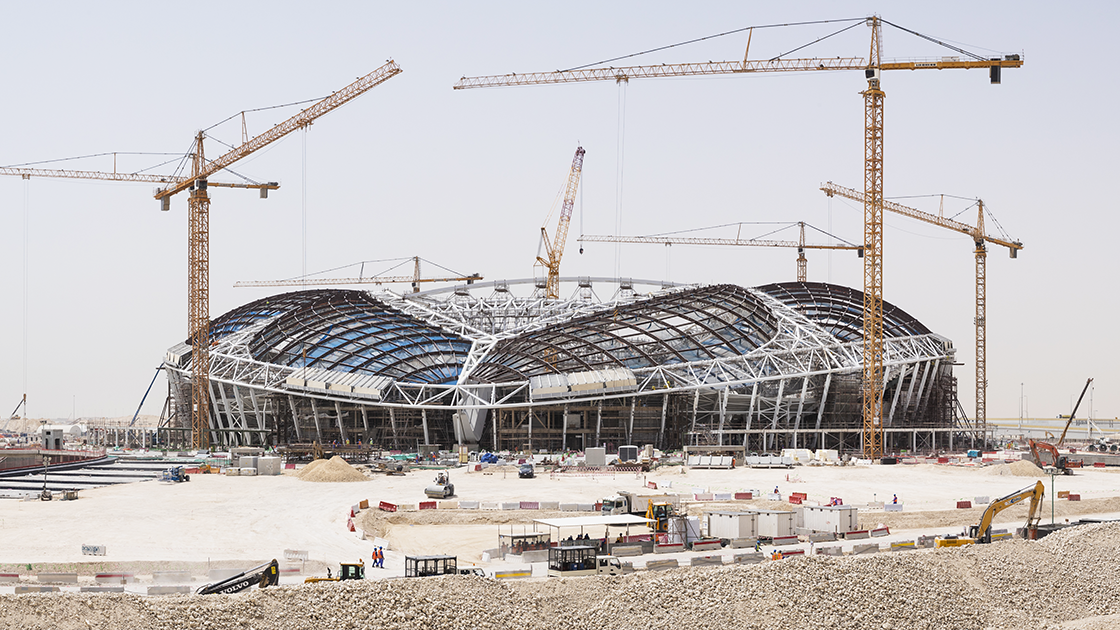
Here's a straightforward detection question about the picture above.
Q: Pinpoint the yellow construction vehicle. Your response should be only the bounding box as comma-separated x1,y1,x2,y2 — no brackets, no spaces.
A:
645,500,675,534
304,560,365,583
935,481,1044,547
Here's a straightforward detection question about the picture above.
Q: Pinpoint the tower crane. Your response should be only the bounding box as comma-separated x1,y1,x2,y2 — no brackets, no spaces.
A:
820,181,1023,440
454,18,1022,457
579,221,861,282
235,256,482,292
536,146,585,299
2,60,402,449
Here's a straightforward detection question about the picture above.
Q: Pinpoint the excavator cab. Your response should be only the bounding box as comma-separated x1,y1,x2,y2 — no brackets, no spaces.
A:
339,561,365,581
646,501,673,533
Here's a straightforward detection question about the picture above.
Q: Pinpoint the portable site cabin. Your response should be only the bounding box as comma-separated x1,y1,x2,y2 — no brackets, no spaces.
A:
705,511,758,540
754,510,795,538
498,532,550,559
798,505,859,534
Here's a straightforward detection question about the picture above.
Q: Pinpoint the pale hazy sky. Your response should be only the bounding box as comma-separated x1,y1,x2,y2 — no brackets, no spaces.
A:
0,1,1115,422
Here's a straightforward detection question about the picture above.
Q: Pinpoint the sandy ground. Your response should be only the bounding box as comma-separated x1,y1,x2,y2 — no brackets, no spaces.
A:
3,460,1120,581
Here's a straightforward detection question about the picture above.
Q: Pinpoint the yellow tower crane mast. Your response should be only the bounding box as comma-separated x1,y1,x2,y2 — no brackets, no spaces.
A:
454,17,1022,458
536,145,585,300
820,182,1023,440
2,60,402,449
579,221,861,282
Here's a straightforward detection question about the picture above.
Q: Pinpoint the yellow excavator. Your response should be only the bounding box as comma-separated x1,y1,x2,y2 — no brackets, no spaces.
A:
935,481,1044,547
304,560,365,583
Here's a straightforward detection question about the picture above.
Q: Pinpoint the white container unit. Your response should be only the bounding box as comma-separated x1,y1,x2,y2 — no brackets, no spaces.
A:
706,511,758,540
800,505,859,534
755,510,795,538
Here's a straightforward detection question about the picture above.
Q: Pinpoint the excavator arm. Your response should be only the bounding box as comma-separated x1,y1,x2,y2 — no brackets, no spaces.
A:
969,481,1045,543
197,559,279,595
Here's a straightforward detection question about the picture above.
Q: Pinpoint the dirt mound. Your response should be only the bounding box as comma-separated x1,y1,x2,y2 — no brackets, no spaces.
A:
984,460,1045,477
296,456,368,483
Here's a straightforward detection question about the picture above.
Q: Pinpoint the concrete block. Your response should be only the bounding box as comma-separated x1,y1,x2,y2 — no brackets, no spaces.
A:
654,543,684,554
458,501,479,510
689,555,724,567
207,569,240,582
890,541,916,552
732,552,765,564
80,586,125,593
728,538,757,549
36,572,77,584
147,585,193,595
539,501,559,510
645,559,679,571
15,586,59,593
152,570,191,584
612,545,643,557
691,540,723,552
852,543,879,555
772,535,799,546
805,532,837,542
95,573,135,584
0,573,20,583
816,546,843,557
870,527,890,537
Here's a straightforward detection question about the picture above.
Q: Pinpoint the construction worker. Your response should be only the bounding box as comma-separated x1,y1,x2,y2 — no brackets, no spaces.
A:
753,539,761,553
892,494,898,505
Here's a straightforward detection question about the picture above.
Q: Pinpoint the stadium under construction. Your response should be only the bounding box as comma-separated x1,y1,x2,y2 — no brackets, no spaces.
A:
160,279,981,455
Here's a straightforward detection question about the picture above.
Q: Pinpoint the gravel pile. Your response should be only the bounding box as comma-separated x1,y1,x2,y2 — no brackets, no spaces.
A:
984,460,1046,477
4,522,1119,630
297,456,368,483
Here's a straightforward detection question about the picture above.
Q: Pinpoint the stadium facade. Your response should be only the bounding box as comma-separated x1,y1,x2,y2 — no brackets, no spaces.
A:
162,279,974,454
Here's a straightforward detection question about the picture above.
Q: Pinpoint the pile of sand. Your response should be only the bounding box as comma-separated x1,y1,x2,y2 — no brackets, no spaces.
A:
983,459,1045,477
296,456,368,483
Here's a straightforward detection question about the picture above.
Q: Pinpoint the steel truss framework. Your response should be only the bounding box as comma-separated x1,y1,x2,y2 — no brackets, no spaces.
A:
163,279,968,454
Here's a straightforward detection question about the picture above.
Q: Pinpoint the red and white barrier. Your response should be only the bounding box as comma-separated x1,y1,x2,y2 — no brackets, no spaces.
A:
379,501,398,512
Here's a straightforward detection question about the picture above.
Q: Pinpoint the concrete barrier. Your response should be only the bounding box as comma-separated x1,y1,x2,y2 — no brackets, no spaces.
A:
772,535,799,546
559,503,579,511
493,569,532,580
645,559,679,571
481,501,501,510
732,552,765,564
577,503,595,512
694,493,714,501
459,501,479,509
714,492,733,501
691,540,723,552
805,532,836,542
0,573,20,583
816,546,843,557
419,501,437,510
500,502,521,511
729,538,757,549
612,545,643,557
870,527,890,537
778,549,805,559
36,572,77,584
852,543,879,555
379,501,398,512
689,555,723,567
95,573,135,584
974,496,990,505
207,569,240,582
890,541,916,552
15,586,59,593
439,500,458,509
519,501,539,510
152,571,190,584
539,501,559,510
654,543,685,554
884,504,903,512
81,586,125,592
148,586,193,595
845,530,870,540
734,492,753,500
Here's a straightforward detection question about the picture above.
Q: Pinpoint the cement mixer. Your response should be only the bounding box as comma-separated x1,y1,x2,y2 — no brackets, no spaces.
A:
425,471,455,499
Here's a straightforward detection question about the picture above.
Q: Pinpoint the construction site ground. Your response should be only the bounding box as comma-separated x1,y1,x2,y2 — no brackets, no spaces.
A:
2,460,1120,628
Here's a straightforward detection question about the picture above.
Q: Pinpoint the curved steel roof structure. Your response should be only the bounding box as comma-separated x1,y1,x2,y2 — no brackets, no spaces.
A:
757,281,932,342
